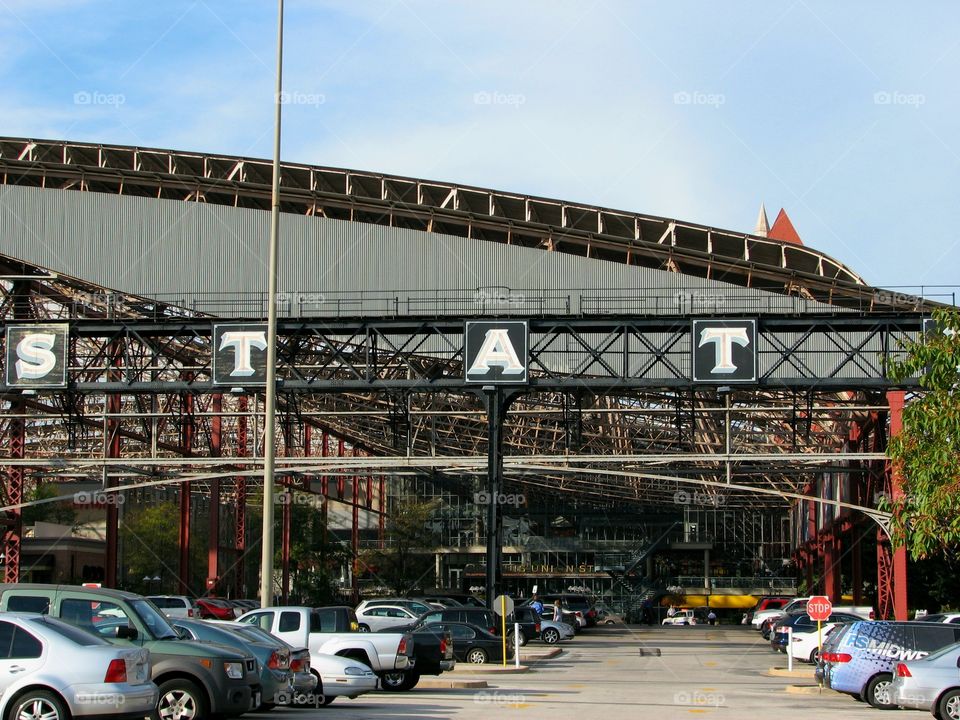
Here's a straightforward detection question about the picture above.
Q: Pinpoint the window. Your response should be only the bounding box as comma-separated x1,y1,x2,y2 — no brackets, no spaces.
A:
240,611,274,631
6,595,50,614
367,608,388,617
0,621,15,658
450,625,475,640
8,625,42,659
279,611,302,633
388,609,408,618
29,617,107,647
310,609,338,632
423,612,442,625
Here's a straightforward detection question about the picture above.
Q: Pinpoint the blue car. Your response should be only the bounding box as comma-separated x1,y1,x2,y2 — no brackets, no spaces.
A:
821,621,960,709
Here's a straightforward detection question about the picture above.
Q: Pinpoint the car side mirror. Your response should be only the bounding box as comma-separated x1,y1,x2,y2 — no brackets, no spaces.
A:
115,625,138,640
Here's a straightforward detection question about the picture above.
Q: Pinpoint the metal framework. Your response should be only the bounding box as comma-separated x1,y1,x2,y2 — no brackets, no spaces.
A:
0,135,941,617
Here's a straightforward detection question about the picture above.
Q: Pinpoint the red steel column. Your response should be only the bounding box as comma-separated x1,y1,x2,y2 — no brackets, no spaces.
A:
178,391,195,594
886,391,908,620
823,533,841,603
280,420,293,604
103,339,123,588
378,476,386,549
351,448,360,604
3,399,25,584
234,395,248,599
207,394,222,594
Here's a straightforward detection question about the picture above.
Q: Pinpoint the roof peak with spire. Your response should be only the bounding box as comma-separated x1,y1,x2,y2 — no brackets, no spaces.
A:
767,208,803,245
754,203,769,237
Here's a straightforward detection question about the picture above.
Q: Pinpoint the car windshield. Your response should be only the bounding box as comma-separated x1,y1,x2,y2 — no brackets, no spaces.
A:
130,598,179,639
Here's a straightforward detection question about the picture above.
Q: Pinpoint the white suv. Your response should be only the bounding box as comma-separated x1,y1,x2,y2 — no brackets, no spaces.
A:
147,595,197,619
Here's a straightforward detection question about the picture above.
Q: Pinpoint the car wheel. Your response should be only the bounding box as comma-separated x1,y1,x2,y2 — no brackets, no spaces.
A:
10,690,69,720
938,689,960,720
866,673,896,710
518,631,528,647
808,648,820,664
380,670,420,691
154,679,208,720
466,648,489,664
542,628,560,644
358,624,370,632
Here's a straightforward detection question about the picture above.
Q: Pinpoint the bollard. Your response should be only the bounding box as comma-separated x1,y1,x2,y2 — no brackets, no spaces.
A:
515,623,521,668
787,627,793,672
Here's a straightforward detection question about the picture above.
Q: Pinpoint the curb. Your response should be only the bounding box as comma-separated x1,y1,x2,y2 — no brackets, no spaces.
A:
518,647,563,661
417,678,489,689
785,684,823,695
452,664,531,674
766,667,816,679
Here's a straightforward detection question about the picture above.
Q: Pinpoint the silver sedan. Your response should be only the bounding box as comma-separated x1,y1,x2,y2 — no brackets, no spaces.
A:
0,612,158,720
891,641,960,719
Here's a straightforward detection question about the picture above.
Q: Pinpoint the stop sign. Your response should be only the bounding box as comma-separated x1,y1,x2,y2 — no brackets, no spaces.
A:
806,595,832,621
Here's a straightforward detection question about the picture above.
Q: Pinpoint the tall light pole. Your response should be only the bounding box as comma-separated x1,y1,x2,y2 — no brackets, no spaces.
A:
260,0,284,608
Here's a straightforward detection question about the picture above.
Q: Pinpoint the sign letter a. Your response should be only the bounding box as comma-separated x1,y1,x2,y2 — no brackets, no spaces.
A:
468,329,525,376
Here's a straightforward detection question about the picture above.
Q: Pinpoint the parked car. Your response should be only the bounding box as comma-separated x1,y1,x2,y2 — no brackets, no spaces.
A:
196,597,237,620
511,606,542,646
410,596,462,608
223,622,317,698
821,620,960,708
592,601,623,625
891,640,960,717
0,584,261,719
662,609,703,626
355,598,433,616
742,596,791,625
916,612,960,624
380,626,456,691
0,612,158,720
173,618,292,710
355,604,420,633
147,595,198,619
428,593,486,608
237,606,417,690
542,594,598,627
386,607,501,636
538,616,576,644
540,604,580,631
421,621,514,664
787,621,845,664
770,612,867,654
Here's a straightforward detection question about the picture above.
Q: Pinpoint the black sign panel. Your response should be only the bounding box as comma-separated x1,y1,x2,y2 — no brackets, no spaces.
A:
5,324,69,388
692,319,757,383
464,321,529,384
212,324,269,386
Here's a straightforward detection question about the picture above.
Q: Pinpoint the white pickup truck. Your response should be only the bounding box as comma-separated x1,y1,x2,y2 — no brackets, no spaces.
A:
237,606,415,689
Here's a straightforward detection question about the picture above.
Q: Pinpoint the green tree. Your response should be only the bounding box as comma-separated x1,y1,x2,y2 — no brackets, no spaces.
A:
887,307,960,559
122,502,180,595
279,491,349,605
360,499,441,595
22,483,76,527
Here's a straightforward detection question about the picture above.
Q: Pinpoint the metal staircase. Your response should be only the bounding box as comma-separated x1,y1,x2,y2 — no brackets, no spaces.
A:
604,522,680,621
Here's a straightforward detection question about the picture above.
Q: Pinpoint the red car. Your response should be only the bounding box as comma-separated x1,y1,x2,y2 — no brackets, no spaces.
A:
196,597,236,620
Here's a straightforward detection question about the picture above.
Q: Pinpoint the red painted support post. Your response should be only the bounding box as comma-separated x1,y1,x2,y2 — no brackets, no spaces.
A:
178,391,195,594
378,476,386,549
886,390,909,620
280,420,292,604
234,395,248,599
823,533,841,603
3,399,25,584
208,394,222,595
352,448,360,605
104,340,123,587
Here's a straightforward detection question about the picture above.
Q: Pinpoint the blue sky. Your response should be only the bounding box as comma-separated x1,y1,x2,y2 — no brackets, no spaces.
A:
2,1,959,289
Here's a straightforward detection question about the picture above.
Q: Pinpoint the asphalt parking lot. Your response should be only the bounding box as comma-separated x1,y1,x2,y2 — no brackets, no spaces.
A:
253,625,910,719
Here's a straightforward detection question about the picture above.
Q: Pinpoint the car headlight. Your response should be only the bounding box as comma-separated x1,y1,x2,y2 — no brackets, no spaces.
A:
224,662,244,679
344,666,370,676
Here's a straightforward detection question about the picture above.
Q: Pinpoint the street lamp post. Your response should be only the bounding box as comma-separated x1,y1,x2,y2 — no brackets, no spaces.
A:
260,0,284,608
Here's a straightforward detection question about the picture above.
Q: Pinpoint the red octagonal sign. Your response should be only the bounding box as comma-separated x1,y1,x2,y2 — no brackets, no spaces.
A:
806,595,832,621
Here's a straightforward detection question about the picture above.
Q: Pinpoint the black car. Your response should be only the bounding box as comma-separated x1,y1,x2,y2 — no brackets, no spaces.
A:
420,621,514,664
511,606,542,646
386,607,501,635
